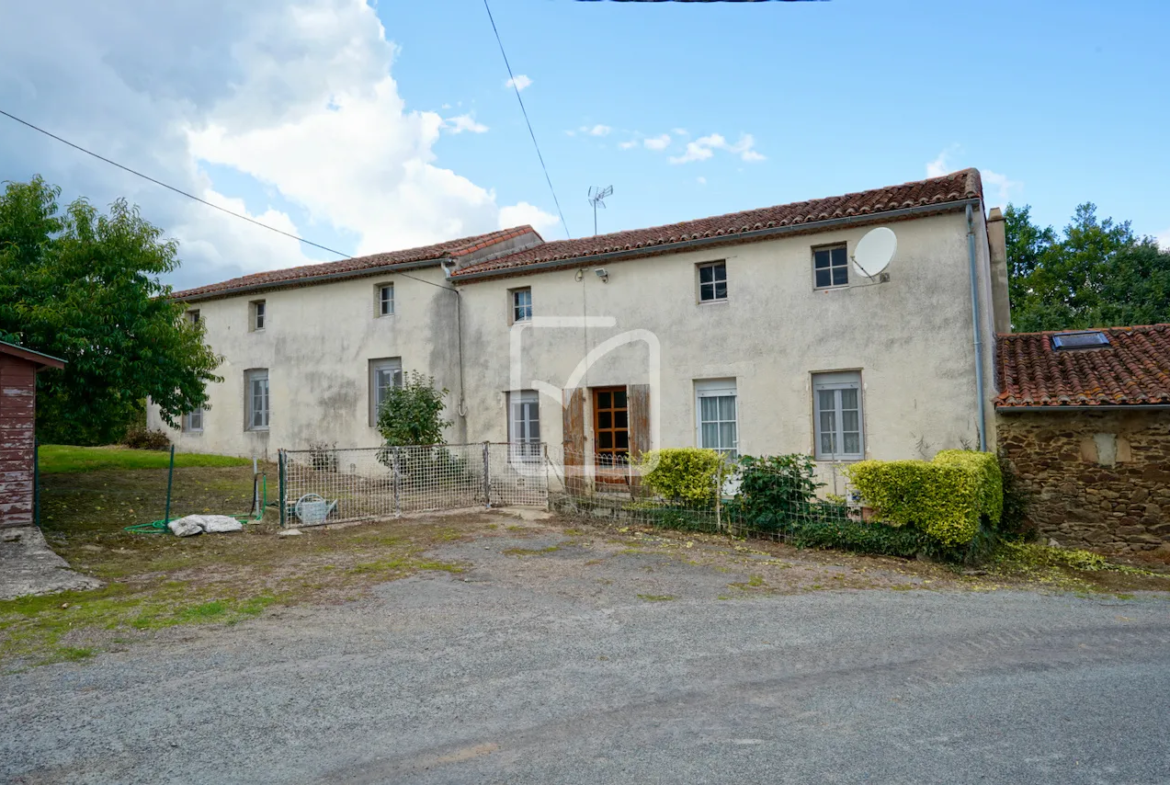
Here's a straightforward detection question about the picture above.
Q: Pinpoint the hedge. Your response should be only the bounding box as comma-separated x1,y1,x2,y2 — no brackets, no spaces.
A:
638,448,728,506
846,450,1003,547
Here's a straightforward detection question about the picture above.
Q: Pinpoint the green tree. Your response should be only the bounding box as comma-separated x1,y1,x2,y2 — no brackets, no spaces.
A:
375,371,452,446
1005,202,1167,331
0,177,221,444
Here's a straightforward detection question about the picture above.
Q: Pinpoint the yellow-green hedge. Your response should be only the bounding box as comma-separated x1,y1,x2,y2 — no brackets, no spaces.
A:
638,448,726,505
846,450,1003,546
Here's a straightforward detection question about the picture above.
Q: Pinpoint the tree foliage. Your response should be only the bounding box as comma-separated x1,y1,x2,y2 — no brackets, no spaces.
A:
1006,203,1170,331
375,371,452,447
0,177,221,445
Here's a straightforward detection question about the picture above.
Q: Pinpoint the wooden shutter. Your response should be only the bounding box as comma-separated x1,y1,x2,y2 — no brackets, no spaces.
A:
627,384,651,460
562,387,586,495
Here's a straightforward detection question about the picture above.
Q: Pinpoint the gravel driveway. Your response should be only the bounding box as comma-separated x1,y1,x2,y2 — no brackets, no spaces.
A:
3,523,1169,784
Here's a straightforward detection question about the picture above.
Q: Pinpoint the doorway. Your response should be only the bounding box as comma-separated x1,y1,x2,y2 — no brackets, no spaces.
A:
592,386,630,475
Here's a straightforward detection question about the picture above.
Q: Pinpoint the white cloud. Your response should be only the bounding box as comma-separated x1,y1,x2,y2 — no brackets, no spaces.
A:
981,169,1023,205
1155,228,1170,249
696,176,706,185
618,140,638,150
926,149,953,178
580,124,611,137
669,133,763,164
505,74,532,91
927,148,1021,204
644,134,671,151
444,113,488,134
498,202,558,234
0,0,563,291
672,128,688,136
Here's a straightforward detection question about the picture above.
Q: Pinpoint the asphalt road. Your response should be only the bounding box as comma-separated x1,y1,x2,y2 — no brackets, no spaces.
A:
3,532,1170,784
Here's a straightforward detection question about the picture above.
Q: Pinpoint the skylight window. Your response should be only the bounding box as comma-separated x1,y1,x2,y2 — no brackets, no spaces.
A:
1051,331,1111,351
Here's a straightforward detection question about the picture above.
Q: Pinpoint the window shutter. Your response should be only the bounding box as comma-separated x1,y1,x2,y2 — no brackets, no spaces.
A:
627,384,651,461
562,387,586,494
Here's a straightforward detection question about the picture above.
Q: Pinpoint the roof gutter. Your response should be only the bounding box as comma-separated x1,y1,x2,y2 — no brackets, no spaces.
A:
452,198,981,282
175,258,449,303
997,404,1170,412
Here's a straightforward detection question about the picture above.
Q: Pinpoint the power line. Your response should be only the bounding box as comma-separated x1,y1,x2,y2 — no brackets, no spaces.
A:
482,0,571,239
0,108,453,292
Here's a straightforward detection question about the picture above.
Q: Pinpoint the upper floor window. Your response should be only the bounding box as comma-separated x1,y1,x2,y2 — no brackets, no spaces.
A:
813,371,863,460
246,369,269,431
378,284,395,317
187,309,201,326
369,357,403,425
250,300,266,331
511,287,532,323
814,245,848,289
698,261,727,302
183,408,204,433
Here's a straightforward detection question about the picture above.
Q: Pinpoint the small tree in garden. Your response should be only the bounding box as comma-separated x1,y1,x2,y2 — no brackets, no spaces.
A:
376,371,452,447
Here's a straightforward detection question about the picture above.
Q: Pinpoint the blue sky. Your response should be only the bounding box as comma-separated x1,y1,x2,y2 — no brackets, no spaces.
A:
1,0,1167,290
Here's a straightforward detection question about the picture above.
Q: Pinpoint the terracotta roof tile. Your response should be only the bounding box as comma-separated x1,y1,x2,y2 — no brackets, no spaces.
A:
996,325,1170,408
453,169,983,279
174,225,537,301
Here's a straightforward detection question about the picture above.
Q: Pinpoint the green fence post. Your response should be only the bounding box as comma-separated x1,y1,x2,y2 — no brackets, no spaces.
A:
163,444,175,524
278,450,286,527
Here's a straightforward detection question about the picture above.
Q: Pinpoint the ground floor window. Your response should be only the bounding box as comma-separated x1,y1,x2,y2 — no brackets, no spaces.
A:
593,387,629,470
813,371,863,460
508,390,541,463
183,408,204,433
246,369,269,431
369,358,403,425
695,379,737,457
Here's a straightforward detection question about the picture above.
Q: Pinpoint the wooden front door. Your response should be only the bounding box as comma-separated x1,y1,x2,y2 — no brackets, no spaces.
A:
592,386,630,474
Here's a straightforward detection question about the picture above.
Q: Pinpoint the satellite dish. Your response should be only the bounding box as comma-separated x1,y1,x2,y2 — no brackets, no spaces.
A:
853,227,897,279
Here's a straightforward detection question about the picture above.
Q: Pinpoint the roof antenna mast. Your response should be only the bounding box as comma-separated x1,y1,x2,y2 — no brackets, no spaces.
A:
588,185,613,237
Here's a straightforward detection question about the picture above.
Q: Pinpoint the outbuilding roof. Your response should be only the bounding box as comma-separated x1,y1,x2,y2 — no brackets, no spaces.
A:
452,168,984,279
172,225,538,302
0,340,66,369
996,325,1170,409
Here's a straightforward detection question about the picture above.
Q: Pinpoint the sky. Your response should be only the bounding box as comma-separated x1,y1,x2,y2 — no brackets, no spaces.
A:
1,0,1167,291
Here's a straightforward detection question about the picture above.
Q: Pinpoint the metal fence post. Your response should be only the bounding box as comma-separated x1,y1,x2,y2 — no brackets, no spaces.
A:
278,449,286,528
393,446,402,518
483,442,491,509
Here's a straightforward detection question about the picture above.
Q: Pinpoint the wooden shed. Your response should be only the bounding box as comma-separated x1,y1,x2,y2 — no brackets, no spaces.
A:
0,340,65,528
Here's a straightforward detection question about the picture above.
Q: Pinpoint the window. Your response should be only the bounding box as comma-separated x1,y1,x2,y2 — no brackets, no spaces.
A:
695,379,737,457
814,245,849,289
593,387,630,471
251,300,266,331
813,372,863,460
369,358,403,425
698,261,728,302
187,309,201,326
508,390,541,463
1052,331,1110,351
377,284,395,317
511,288,532,323
183,408,204,433
246,369,269,431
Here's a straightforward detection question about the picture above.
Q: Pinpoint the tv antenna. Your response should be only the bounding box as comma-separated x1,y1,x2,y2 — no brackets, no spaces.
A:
588,185,613,236
852,226,896,282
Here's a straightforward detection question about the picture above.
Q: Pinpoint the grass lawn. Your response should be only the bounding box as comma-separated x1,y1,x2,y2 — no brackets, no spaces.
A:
1,461,485,669
39,444,252,474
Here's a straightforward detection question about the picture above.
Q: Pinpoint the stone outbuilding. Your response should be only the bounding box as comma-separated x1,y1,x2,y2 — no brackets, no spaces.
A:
0,340,65,528
996,325,1170,551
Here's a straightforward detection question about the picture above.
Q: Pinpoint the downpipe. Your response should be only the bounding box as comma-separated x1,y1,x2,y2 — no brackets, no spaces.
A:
967,204,988,452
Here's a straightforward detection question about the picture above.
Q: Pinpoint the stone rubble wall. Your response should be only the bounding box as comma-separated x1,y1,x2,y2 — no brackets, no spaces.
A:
997,409,1170,552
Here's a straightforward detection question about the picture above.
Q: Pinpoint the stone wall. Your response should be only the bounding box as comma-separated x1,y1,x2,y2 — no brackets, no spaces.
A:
997,409,1170,552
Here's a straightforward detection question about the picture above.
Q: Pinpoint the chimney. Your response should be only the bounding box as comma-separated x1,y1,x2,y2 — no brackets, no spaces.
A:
986,207,1011,334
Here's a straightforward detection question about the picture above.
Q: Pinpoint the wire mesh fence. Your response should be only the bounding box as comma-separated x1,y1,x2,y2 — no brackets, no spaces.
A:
279,443,549,527
548,448,872,546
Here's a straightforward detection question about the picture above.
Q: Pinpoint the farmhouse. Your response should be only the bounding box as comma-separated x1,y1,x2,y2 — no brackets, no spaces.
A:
0,341,64,527
153,168,1010,485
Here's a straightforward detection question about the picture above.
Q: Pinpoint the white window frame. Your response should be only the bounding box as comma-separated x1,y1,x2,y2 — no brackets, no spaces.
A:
508,390,542,464
510,287,532,323
246,369,269,431
369,358,403,425
813,245,849,290
187,309,201,326
250,300,266,332
377,283,395,317
813,371,864,460
183,408,204,433
695,378,738,457
697,261,728,303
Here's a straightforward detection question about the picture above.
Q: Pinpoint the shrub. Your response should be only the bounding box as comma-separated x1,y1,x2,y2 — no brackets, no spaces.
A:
123,427,171,451
376,371,452,448
724,454,822,533
997,451,1035,540
846,450,1003,547
308,442,339,473
638,448,727,507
